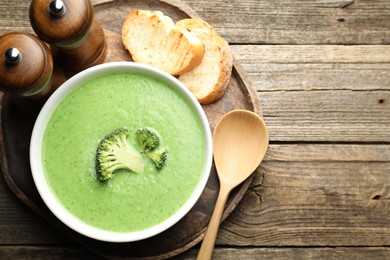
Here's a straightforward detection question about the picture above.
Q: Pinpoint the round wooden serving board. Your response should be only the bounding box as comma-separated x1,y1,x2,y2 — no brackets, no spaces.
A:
0,0,262,259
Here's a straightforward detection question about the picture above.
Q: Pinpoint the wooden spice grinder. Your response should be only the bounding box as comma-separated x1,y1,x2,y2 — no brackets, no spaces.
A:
29,0,107,73
0,32,66,114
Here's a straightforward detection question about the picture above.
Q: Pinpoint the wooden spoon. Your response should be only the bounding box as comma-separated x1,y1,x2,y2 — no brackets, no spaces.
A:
197,109,269,260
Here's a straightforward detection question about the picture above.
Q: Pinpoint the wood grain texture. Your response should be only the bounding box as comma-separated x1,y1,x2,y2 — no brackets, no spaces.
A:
1,245,390,260
218,144,390,246
1,0,390,44
230,45,390,92
0,245,103,259
178,247,390,259
230,45,390,142
181,0,390,44
260,90,390,142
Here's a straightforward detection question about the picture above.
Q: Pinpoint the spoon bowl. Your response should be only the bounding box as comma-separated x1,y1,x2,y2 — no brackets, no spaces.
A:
213,109,269,189
197,109,269,260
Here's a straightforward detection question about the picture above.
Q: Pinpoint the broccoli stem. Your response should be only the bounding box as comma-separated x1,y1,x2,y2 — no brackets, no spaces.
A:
107,133,144,174
96,127,144,181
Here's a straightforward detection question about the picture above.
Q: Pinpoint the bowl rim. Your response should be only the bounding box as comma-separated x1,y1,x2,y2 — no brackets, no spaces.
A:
29,61,213,242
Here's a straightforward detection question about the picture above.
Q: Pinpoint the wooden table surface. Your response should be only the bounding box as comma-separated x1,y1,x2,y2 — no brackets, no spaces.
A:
1,0,390,259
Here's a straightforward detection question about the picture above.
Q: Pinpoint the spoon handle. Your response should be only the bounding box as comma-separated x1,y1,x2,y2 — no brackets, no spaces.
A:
197,185,231,260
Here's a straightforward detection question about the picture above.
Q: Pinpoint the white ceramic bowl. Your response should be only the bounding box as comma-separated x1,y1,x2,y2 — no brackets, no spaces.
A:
30,62,212,242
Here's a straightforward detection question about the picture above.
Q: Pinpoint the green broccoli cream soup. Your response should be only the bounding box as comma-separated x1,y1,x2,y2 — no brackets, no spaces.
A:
42,72,205,233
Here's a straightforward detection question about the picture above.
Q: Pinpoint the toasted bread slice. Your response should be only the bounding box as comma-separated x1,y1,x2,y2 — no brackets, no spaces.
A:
122,10,205,75
177,19,233,104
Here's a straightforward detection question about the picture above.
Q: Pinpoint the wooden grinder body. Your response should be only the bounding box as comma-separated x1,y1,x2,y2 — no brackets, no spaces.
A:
30,0,107,73
0,32,65,114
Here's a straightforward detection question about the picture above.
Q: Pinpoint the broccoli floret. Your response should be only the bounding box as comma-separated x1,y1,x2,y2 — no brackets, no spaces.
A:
136,127,168,170
136,127,160,153
146,148,168,170
96,127,144,181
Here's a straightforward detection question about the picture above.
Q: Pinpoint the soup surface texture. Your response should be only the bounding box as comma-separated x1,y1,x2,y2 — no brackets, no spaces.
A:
42,72,205,232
